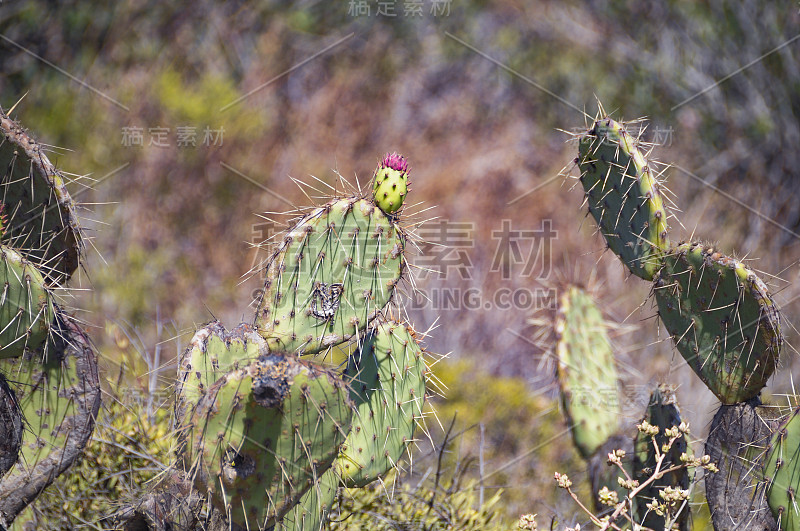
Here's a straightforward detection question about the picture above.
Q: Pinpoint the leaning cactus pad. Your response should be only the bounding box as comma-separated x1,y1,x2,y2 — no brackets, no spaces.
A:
654,243,782,404
254,197,405,355
0,108,83,284
765,406,800,530
0,311,101,521
555,286,620,459
335,321,427,487
279,467,339,531
371,152,408,215
633,385,690,530
0,246,54,359
578,117,670,280
180,352,353,528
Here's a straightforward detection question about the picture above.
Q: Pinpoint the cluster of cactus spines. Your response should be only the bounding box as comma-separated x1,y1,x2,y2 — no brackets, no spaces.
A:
371,152,409,215
554,285,620,460
578,117,670,281
654,243,782,403
632,385,690,530
705,399,780,530
164,153,428,530
0,107,95,526
253,178,406,355
764,406,800,528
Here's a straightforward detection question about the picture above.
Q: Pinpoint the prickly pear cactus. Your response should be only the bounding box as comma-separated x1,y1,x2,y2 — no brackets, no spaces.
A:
578,117,670,280
371,152,409,215
0,245,54,359
633,385,690,530
279,467,339,531
335,321,427,487
0,311,101,522
0,108,83,284
180,349,354,528
765,406,800,529
253,197,405,355
654,242,782,404
555,285,620,459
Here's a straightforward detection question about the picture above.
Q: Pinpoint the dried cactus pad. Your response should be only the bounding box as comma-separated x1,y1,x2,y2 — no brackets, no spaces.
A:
555,286,620,459
578,117,669,280
254,197,405,355
0,108,83,284
765,406,800,530
335,321,427,487
654,243,782,404
182,353,353,529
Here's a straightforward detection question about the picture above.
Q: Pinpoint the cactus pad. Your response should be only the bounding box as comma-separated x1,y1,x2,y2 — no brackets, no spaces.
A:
555,285,620,459
335,321,427,487
0,246,54,359
654,242,782,404
254,197,405,355
279,467,339,531
765,406,800,529
180,352,353,528
633,385,690,530
0,311,101,520
0,108,83,284
175,321,266,420
578,117,669,280
372,153,408,215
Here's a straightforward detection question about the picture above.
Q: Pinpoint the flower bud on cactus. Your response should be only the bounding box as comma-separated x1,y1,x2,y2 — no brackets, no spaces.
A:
372,152,408,214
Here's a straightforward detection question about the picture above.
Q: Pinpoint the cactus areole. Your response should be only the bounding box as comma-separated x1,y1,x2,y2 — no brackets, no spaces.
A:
372,152,409,214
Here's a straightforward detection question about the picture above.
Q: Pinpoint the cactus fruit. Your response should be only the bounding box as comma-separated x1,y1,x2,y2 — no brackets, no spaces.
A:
705,399,780,530
0,245,55,359
765,406,800,529
254,197,405,355
578,118,670,280
0,108,83,284
0,311,101,520
555,285,620,459
654,242,782,404
632,385,690,530
180,350,353,528
335,321,427,487
371,152,409,215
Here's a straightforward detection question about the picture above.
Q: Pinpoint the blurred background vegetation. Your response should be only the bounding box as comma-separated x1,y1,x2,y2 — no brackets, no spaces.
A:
1,0,799,528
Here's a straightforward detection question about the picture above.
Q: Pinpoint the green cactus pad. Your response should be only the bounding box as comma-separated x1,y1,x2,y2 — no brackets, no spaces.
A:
371,153,409,215
254,197,405,355
279,467,339,531
0,108,83,284
181,353,353,528
0,311,101,520
175,321,267,420
765,406,800,530
335,321,427,487
555,286,620,459
578,117,670,280
0,246,54,359
633,385,690,531
654,242,782,404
